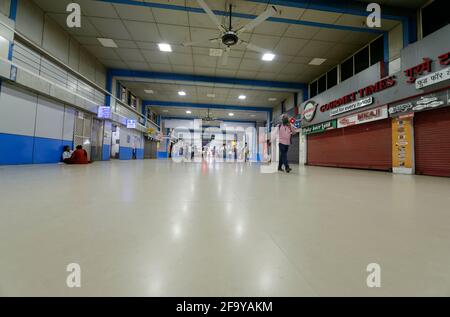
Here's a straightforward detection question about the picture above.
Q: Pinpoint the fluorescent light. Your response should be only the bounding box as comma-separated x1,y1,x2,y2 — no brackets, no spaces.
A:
144,89,154,94
238,95,246,100
97,38,118,48
309,58,327,65
262,53,275,61
162,110,169,113
228,113,234,116
178,91,186,96
250,114,256,117
207,94,216,98
268,98,277,101
158,43,172,52
186,110,192,114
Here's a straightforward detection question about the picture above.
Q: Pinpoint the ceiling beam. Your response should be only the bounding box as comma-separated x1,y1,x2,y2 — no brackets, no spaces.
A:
96,0,384,34
143,100,273,113
108,69,307,91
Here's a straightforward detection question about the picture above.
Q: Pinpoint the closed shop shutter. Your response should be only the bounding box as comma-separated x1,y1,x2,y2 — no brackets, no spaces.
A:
414,107,450,177
307,119,392,170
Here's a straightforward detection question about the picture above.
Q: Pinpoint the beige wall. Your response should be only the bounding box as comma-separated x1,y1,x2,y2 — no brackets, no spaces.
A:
14,0,106,88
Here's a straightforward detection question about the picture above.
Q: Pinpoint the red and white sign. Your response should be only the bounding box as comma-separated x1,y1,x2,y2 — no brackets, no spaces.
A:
337,105,388,128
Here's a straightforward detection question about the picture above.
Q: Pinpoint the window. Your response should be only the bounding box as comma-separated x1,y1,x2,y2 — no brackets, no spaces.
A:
354,46,369,74
318,75,327,94
310,80,318,98
327,67,338,89
341,57,353,82
422,0,450,38
370,36,384,65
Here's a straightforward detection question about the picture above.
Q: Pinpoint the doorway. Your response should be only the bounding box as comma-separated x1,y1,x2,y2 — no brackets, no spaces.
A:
111,125,120,159
90,119,104,162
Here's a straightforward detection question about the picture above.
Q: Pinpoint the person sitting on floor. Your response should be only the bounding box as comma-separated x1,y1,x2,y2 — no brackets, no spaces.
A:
61,145,73,163
64,145,90,164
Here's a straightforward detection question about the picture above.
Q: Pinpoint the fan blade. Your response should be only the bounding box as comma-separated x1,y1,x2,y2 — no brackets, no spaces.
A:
240,41,269,54
236,6,277,34
221,47,230,66
196,0,226,32
182,37,221,47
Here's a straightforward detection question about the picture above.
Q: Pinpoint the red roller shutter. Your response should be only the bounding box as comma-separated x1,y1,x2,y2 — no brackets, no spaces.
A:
414,107,450,177
307,119,392,170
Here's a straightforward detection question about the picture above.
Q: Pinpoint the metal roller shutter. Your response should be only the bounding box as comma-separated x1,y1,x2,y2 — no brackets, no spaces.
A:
307,119,392,170
414,107,450,177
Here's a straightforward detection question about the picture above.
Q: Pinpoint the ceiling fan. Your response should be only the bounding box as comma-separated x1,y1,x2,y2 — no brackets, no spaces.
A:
183,0,279,65
201,109,219,122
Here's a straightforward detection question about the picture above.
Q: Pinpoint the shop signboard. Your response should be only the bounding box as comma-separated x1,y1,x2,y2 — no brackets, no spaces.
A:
392,116,414,174
302,120,336,135
389,91,448,116
330,97,374,117
337,105,388,128
415,66,450,89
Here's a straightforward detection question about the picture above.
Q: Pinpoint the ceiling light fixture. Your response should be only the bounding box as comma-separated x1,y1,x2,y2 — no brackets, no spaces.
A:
158,43,172,52
309,58,327,65
268,98,277,101
228,113,234,116
144,89,154,94
262,53,275,61
178,91,186,96
186,110,192,114
250,114,256,117
238,95,246,100
207,94,216,98
97,38,118,48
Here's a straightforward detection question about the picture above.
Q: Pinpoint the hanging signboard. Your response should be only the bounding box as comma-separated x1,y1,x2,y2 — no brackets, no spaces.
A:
126,119,137,129
97,106,111,119
392,116,414,174
337,105,388,128
302,120,336,135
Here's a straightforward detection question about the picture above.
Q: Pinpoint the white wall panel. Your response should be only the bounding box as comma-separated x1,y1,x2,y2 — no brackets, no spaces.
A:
0,82,37,136
34,96,64,139
0,0,10,17
79,48,96,82
68,38,80,71
63,106,75,141
42,15,70,64
15,0,44,46
389,23,403,61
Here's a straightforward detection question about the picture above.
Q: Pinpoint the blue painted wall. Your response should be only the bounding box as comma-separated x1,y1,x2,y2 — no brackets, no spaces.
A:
102,144,111,161
119,146,133,160
136,148,144,159
157,151,168,159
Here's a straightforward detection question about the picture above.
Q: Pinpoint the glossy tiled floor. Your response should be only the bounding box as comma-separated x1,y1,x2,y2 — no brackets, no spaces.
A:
1,160,450,296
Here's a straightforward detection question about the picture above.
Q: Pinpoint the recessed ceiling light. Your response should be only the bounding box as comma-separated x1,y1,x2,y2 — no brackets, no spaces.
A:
238,95,246,100
207,94,216,98
144,89,154,94
209,48,223,57
178,91,186,96
309,58,327,65
162,110,169,113
250,114,256,117
228,113,234,116
97,38,118,48
262,53,275,61
158,43,172,52
186,110,192,114
268,98,277,101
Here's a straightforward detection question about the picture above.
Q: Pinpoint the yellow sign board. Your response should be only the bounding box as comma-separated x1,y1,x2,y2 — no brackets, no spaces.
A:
392,116,414,174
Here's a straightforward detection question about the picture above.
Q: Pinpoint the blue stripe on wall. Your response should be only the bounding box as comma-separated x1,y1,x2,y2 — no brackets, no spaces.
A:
33,137,65,164
9,0,18,21
136,148,144,159
157,151,168,159
119,146,133,160
102,144,111,161
0,133,34,165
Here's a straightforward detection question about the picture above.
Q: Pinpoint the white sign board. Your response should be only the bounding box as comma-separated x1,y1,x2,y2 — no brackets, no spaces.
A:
415,66,450,89
126,119,137,129
97,106,111,119
337,106,388,128
330,97,374,117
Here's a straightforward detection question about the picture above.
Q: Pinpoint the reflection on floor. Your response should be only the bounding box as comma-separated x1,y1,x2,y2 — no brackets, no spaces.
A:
1,160,450,296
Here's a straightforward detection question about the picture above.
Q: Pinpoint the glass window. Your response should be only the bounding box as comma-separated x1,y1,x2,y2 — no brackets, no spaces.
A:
370,36,384,65
318,75,327,94
422,0,450,38
310,81,318,98
354,46,369,74
327,67,338,89
341,57,353,82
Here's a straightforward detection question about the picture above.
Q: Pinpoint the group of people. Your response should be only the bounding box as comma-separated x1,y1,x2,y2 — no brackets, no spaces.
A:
62,145,90,164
